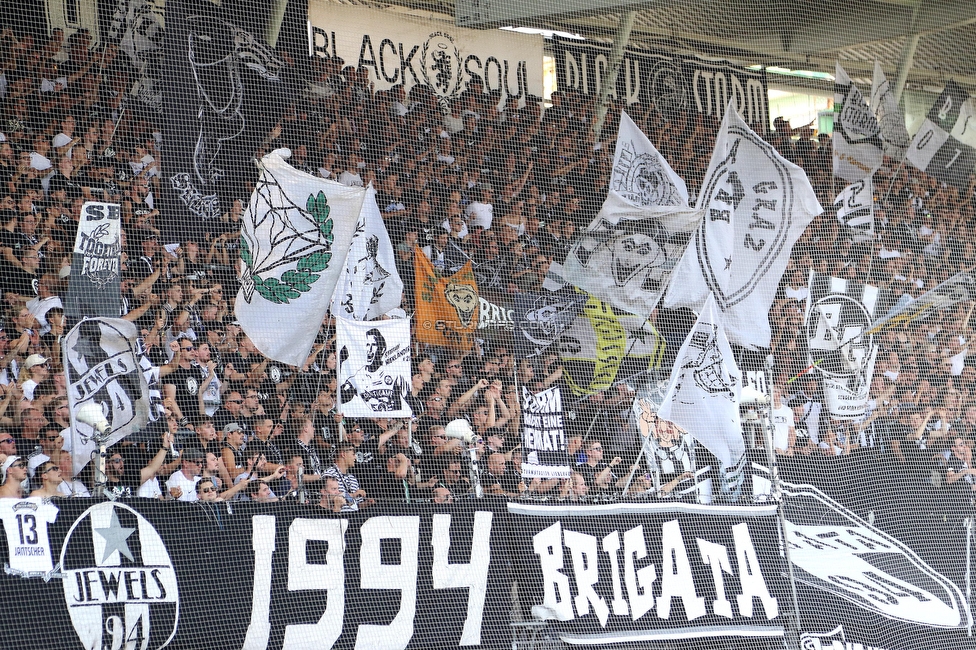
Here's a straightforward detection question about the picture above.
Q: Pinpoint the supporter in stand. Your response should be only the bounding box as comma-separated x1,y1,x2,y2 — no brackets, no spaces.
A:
324,442,371,512
0,456,27,498
30,460,62,498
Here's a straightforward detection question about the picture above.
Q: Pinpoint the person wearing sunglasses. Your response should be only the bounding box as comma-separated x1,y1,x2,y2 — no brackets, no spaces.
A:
0,456,28,498
30,461,62,499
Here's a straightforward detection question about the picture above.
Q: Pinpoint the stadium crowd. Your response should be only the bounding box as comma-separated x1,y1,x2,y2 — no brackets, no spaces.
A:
1,25,976,519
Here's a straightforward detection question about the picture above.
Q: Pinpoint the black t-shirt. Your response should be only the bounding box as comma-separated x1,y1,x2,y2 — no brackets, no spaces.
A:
2,267,37,299
103,459,144,499
164,365,206,419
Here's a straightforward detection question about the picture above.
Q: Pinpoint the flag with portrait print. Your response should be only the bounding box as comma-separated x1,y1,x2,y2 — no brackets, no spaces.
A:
870,61,911,160
414,250,479,351
336,315,412,417
330,185,403,320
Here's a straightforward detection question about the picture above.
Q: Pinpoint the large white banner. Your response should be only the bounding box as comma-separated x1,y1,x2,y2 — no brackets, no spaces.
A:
236,150,366,367
664,103,823,349
563,111,700,318
336,316,412,417
307,4,543,104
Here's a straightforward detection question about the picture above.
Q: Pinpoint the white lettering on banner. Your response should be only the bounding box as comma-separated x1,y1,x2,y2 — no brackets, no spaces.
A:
431,512,493,646
243,515,276,650
696,538,734,618
244,514,493,648
658,520,707,620
531,519,778,625
283,519,348,649
355,516,420,650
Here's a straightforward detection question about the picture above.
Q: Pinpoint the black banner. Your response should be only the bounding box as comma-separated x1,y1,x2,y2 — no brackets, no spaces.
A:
160,0,290,241
553,36,769,133
64,202,122,320
509,501,789,645
0,500,509,650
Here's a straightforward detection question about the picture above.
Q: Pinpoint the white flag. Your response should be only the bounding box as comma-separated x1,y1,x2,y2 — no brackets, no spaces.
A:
905,80,976,190
657,294,744,469
336,316,412,417
833,63,883,182
870,61,911,160
834,177,874,242
236,150,366,366
563,111,700,317
805,272,879,420
64,318,162,476
664,103,823,348
331,185,404,320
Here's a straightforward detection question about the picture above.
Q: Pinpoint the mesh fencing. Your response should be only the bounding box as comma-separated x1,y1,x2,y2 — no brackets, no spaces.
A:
1,1,975,649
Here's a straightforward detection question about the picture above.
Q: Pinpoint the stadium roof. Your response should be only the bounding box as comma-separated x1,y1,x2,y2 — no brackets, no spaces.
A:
358,0,976,93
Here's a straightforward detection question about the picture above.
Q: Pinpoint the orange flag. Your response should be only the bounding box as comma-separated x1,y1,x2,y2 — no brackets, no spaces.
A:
414,249,479,350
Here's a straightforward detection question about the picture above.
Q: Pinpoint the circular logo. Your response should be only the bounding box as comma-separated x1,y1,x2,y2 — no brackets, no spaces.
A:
805,294,873,378
419,32,463,100
269,366,282,383
648,60,689,116
186,377,199,395
61,502,179,650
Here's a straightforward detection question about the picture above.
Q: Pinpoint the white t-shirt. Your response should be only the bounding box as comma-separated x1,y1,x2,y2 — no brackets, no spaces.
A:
0,497,59,574
771,405,795,451
465,201,494,230
165,470,200,501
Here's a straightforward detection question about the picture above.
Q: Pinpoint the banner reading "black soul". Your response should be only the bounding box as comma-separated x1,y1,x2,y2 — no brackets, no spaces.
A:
510,501,788,645
553,36,769,133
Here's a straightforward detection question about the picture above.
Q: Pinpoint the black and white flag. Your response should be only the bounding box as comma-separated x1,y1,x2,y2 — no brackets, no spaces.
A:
664,103,823,348
867,271,976,335
106,0,165,111
834,177,874,243
563,111,700,317
833,63,883,182
521,387,570,479
906,80,976,190
512,289,587,358
805,272,879,419
870,61,911,160
64,318,162,475
65,202,122,320
331,185,403,320
336,316,412,417
658,294,744,469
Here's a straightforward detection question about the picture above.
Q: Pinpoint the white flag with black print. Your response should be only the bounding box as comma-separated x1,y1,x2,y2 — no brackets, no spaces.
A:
336,315,412,417
870,61,911,160
521,386,571,479
834,177,874,242
236,150,366,367
906,80,976,190
331,184,403,320
833,63,884,182
64,318,164,475
805,272,880,419
563,111,700,317
664,102,823,348
657,293,744,470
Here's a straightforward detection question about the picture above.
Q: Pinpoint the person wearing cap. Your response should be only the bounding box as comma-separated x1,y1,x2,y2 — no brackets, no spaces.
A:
220,422,248,474
165,447,206,501
0,456,28,498
18,353,49,401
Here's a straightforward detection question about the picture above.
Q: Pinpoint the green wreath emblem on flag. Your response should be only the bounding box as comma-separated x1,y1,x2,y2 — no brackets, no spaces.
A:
240,190,335,305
